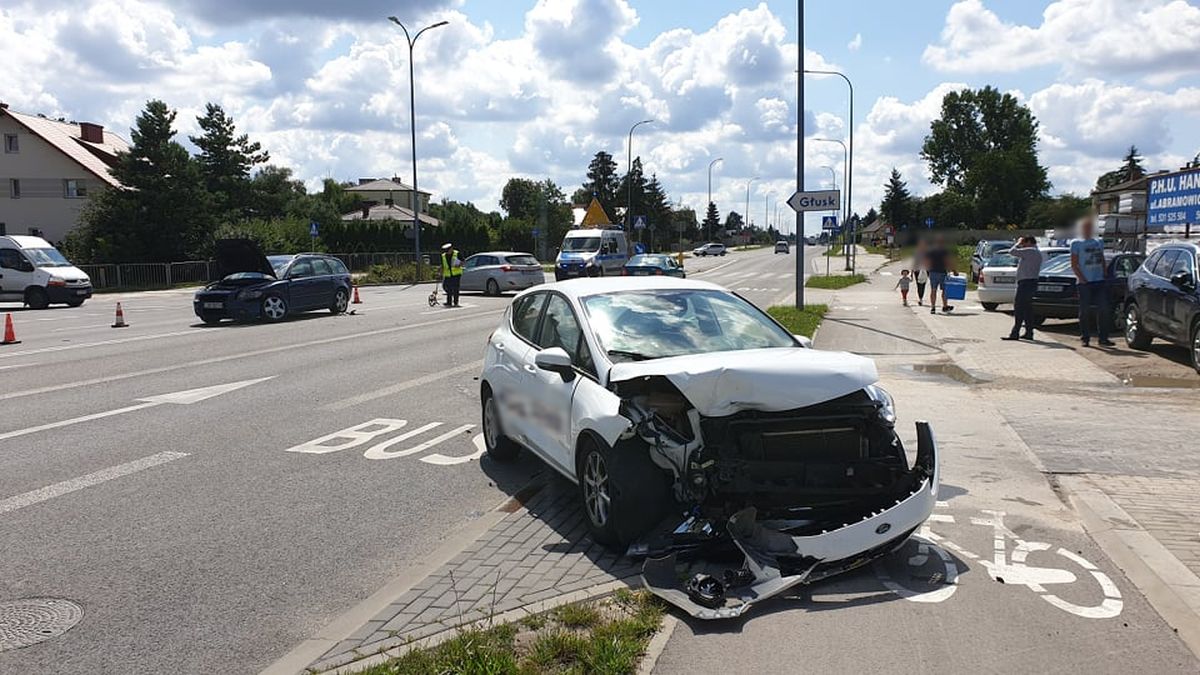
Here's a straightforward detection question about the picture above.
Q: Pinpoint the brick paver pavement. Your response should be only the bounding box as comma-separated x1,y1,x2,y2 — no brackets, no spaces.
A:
1087,474,1200,578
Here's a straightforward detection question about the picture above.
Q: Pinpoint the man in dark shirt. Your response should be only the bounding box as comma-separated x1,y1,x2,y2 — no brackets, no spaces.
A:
924,235,956,314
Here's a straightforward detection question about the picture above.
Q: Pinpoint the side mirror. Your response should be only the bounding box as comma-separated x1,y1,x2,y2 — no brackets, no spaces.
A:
1170,270,1194,290
534,347,575,379
793,334,813,349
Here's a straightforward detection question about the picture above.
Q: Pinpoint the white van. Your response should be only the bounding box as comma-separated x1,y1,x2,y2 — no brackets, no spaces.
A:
0,236,93,308
554,228,629,280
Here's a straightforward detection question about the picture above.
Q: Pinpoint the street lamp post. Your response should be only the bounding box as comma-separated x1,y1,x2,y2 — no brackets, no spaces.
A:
804,68,855,272
744,176,759,245
821,165,836,278
764,191,772,239
388,16,448,280
625,119,654,237
707,157,723,242
814,137,849,269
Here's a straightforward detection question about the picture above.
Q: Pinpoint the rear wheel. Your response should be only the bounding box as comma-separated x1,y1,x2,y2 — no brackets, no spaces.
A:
1124,303,1151,350
66,299,85,308
981,302,999,312
261,295,288,322
485,278,500,296
481,387,520,461
330,288,349,314
1190,321,1200,375
576,434,671,549
25,287,49,310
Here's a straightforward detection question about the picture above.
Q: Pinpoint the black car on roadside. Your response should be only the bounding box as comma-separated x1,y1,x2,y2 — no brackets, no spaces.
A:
1031,251,1144,330
1124,242,1200,372
192,239,352,324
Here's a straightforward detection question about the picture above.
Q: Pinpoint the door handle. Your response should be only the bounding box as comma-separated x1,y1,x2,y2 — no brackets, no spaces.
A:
523,364,537,373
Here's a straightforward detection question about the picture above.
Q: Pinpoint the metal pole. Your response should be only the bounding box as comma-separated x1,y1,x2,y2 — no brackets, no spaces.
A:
795,0,805,308
389,17,448,280
805,69,855,273
744,176,758,246
625,119,653,237
707,157,722,242
764,192,771,239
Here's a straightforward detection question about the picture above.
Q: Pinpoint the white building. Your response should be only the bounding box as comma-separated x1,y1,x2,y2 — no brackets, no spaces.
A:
0,103,130,244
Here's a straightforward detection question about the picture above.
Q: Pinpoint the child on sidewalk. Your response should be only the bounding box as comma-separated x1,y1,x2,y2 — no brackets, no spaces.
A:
895,269,912,306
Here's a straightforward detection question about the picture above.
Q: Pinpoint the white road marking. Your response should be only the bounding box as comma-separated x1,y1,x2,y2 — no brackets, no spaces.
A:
0,310,503,403
421,434,487,465
0,329,195,359
363,424,474,460
0,451,188,515
690,258,739,276
325,360,484,411
419,303,478,315
0,377,272,442
0,363,37,371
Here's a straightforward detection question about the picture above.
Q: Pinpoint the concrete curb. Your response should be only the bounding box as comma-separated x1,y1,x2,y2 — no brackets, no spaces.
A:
1061,475,1200,660
636,613,678,675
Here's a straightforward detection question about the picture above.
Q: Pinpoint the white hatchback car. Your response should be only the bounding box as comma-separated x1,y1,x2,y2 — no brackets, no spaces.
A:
479,277,939,618
976,246,1068,311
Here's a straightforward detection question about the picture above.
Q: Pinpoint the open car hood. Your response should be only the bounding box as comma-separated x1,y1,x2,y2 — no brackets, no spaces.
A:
214,238,276,279
608,347,878,417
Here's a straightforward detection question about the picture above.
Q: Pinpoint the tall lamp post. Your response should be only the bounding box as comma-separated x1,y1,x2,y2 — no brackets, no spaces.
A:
814,137,849,269
764,191,772,238
821,165,837,277
804,68,855,272
707,157,723,242
625,119,654,236
389,16,448,279
744,176,759,244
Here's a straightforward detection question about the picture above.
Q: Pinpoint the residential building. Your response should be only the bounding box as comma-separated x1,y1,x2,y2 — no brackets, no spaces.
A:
0,102,129,244
341,176,439,229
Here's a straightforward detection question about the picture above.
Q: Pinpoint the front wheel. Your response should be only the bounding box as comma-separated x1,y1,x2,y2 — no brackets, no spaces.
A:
1124,303,1151,350
481,387,520,461
576,435,671,549
330,288,349,314
1190,321,1200,375
25,287,49,310
66,299,85,308
981,302,999,312
485,278,500,297
261,295,288,322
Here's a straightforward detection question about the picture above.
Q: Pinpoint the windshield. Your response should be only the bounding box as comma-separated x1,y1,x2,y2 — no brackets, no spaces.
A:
582,290,796,362
267,255,292,275
561,237,600,253
25,247,72,267
223,272,273,282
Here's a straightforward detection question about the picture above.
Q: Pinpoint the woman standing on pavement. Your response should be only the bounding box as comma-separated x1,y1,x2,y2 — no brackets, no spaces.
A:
911,240,928,306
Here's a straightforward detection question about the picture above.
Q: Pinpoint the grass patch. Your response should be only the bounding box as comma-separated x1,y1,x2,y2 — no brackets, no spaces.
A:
352,590,664,675
806,273,866,289
767,303,828,338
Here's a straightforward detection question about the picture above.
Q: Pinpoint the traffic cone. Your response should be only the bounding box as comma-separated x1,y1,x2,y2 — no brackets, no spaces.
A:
2,314,20,345
111,303,129,328
352,286,362,304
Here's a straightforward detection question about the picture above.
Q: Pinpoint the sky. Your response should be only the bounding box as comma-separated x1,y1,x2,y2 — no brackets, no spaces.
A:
3,0,1200,235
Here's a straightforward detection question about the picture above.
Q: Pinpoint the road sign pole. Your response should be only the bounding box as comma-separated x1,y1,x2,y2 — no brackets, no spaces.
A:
795,0,804,309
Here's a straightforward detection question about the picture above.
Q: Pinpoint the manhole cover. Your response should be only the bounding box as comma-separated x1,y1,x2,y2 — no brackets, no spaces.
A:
0,598,84,651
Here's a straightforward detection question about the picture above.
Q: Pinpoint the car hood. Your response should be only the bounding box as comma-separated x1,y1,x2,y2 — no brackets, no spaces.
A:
608,347,878,417
214,239,276,278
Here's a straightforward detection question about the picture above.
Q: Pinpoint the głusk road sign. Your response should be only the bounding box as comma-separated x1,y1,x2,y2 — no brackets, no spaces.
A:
787,189,841,213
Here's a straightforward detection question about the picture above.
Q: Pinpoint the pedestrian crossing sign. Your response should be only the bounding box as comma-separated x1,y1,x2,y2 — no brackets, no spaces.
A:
821,215,838,230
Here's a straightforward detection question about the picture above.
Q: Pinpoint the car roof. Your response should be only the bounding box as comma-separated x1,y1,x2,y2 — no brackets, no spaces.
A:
519,276,725,300
468,251,531,257
1155,241,1200,253
564,229,618,237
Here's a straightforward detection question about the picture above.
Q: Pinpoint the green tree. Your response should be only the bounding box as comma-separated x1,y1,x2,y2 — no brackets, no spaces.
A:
1095,145,1146,190
616,157,648,225
579,151,620,214
1025,194,1091,230
499,178,571,257
496,218,534,253
247,165,307,221
190,103,268,221
879,168,914,229
863,207,879,226
76,100,212,262
724,210,744,231
701,202,720,240
643,173,672,248
920,86,1049,223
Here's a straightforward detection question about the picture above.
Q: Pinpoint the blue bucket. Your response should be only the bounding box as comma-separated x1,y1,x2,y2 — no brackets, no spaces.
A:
943,274,967,301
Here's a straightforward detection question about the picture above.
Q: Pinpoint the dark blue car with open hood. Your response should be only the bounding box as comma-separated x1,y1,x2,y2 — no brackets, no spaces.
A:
192,239,352,324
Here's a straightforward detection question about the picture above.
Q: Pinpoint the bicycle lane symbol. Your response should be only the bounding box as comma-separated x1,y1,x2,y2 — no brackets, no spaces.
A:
875,507,1123,619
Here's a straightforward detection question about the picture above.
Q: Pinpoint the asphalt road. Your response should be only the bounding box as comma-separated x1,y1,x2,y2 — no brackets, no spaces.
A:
0,248,783,673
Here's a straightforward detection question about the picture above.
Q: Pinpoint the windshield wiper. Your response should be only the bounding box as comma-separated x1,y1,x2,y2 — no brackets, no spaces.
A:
607,349,655,362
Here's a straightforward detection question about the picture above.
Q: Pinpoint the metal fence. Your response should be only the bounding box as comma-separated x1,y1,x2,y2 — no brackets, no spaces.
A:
77,252,430,291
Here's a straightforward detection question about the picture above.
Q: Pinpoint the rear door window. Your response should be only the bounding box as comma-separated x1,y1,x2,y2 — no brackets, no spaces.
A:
1152,250,1180,278
311,258,333,276
512,292,548,343
327,258,349,275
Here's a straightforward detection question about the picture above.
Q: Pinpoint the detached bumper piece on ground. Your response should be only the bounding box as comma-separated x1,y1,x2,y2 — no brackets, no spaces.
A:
637,421,939,619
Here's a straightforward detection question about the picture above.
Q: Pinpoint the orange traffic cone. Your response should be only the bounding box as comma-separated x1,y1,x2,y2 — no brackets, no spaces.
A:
111,302,129,328
352,286,362,304
1,313,19,345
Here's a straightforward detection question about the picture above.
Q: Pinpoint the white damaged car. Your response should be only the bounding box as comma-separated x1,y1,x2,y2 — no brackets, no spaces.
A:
479,277,938,618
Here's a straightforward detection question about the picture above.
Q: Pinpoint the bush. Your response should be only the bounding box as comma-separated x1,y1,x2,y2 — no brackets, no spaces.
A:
359,263,438,285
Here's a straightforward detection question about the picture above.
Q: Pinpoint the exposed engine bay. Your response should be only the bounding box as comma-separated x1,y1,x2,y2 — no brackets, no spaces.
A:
612,375,939,619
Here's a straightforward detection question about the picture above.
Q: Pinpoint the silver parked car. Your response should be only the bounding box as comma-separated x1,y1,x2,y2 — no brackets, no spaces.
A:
460,251,545,296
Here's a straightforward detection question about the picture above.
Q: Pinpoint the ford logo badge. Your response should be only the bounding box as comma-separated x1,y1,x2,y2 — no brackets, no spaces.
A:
875,523,891,535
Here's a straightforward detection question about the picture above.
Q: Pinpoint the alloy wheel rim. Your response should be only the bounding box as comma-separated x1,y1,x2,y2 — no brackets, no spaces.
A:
336,291,348,312
583,452,610,527
265,297,285,319
1193,329,1200,369
484,397,499,449
1125,308,1138,342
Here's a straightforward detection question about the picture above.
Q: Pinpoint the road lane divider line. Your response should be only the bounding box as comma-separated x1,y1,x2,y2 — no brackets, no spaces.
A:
325,360,485,411
689,258,740,276
0,329,195,359
0,451,188,515
0,377,273,442
0,310,503,403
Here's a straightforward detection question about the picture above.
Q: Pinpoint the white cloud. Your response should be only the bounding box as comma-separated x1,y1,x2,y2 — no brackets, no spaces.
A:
847,33,862,52
924,0,1200,82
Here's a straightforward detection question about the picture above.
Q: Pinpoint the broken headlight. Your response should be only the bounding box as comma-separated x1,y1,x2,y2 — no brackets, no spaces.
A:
864,384,896,425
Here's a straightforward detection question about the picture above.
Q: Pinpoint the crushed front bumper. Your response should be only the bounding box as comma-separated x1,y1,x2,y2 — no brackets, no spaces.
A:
641,420,939,619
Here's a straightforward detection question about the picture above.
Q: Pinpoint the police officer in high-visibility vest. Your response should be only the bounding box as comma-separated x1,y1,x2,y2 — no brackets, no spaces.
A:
440,242,463,307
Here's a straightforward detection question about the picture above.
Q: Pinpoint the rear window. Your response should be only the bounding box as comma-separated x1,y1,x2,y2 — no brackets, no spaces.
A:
506,255,538,266
311,258,333,276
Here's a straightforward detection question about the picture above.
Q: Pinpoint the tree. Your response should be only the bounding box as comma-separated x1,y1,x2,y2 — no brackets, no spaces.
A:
247,165,307,221
701,202,720,240
1026,194,1090,231
724,211,744,231
499,178,572,257
879,168,914,229
920,86,1049,223
643,173,672,247
580,151,619,214
863,207,879,226
1096,145,1147,190
75,100,212,262
616,157,648,224
190,103,268,221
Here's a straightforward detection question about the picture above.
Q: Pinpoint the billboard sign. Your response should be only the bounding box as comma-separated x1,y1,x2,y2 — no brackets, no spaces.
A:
1148,168,1200,226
